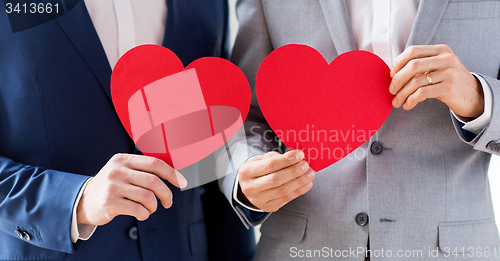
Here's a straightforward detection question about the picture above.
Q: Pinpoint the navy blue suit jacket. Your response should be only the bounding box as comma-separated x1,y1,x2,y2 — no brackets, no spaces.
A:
0,1,255,260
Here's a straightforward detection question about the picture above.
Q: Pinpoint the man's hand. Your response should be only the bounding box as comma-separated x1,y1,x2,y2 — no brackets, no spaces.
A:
238,150,316,212
390,44,484,118
77,154,187,226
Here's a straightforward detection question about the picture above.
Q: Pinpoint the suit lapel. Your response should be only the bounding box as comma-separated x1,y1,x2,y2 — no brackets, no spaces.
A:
406,0,449,47
319,0,356,55
45,0,113,100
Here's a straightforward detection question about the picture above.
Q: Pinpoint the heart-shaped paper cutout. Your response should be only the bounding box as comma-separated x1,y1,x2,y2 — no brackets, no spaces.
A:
256,44,393,171
111,45,251,170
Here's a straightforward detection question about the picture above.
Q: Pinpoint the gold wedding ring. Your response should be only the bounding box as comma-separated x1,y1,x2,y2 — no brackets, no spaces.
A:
424,71,433,85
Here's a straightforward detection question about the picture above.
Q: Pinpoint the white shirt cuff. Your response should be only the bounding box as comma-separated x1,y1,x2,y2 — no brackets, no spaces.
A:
451,73,493,135
232,155,265,213
233,172,265,213
71,178,97,243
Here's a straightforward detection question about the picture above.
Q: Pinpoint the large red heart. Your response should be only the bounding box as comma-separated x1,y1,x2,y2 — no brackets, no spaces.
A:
111,45,250,170
256,44,393,171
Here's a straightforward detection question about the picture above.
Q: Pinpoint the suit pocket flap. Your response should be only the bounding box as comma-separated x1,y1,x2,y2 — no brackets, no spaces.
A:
260,211,307,243
438,218,500,253
442,1,500,19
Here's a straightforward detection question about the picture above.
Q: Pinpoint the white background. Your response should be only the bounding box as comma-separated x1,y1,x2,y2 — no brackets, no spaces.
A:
489,156,500,230
227,0,500,241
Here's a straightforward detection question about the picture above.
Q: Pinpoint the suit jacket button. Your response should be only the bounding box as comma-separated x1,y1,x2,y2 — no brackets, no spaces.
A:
128,226,138,241
22,231,32,241
15,229,23,239
494,144,500,152
355,213,369,226
487,141,497,150
370,142,383,155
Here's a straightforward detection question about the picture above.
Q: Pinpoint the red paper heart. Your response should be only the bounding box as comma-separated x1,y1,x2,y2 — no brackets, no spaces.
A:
256,44,393,171
111,45,251,170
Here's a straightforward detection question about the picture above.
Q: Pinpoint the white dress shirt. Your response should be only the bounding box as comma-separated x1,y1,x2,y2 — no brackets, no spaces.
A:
346,0,492,134
234,0,493,212
85,0,167,69
71,0,167,243
346,0,420,66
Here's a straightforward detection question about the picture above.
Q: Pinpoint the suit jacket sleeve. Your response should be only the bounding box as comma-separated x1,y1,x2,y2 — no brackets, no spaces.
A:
218,0,281,228
0,155,89,254
453,73,500,155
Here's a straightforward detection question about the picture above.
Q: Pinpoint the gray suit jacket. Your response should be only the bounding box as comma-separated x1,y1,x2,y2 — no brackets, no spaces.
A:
219,0,500,260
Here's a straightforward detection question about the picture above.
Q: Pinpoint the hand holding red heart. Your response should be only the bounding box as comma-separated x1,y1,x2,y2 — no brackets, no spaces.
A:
255,45,394,171
390,44,484,119
237,45,392,212
108,44,485,215
77,154,187,226
237,150,316,213
110,45,251,171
